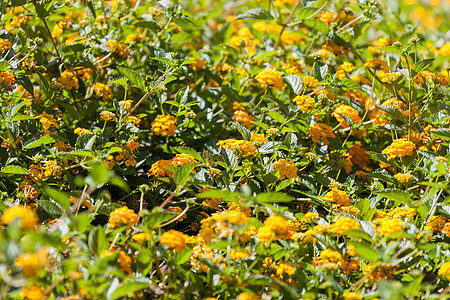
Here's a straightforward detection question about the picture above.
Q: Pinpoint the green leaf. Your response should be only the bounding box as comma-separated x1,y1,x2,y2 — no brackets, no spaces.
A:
374,188,411,206
275,179,293,191
166,163,197,186
350,241,379,262
110,279,150,300
431,128,450,141
108,78,128,87
118,67,146,91
10,114,35,122
235,8,273,20
197,189,238,203
23,135,56,149
411,58,435,77
16,75,34,95
173,247,193,265
233,122,251,140
380,46,403,55
256,192,292,203
303,19,328,34
172,146,203,162
376,105,407,124
284,75,303,94
267,111,286,123
295,7,318,20
43,186,71,210
0,165,29,175
328,31,349,48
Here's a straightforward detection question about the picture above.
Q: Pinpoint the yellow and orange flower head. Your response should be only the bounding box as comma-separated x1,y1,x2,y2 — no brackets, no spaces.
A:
313,249,343,269
160,229,189,252
273,159,298,180
324,189,351,206
0,71,16,91
257,215,297,242
217,139,258,158
438,262,450,280
93,83,113,100
1,205,38,230
255,69,284,90
332,104,361,128
382,139,416,160
331,217,360,234
394,173,413,183
106,39,131,59
151,114,177,136
308,123,336,145
149,159,174,178
20,284,46,300
233,110,255,129
189,57,207,71
58,70,79,90
15,248,48,277
293,95,315,112
373,217,403,236
109,206,139,229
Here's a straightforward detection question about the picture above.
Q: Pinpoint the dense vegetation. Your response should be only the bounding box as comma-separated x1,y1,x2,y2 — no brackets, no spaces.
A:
1,0,450,299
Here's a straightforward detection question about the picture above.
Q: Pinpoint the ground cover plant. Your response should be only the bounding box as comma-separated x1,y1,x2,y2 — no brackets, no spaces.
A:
0,0,450,299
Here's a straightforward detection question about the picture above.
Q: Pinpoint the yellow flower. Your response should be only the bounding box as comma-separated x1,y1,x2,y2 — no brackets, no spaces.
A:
331,217,360,234
58,70,79,90
233,110,255,129
124,33,145,44
236,292,259,300
439,41,450,56
51,18,71,37
132,233,152,244
308,123,336,145
20,284,46,300
273,159,298,180
0,71,16,91
332,104,361,128
255,69,284,90
394,173,413,183
364,263,397,282
0,38,11,52
257,216,297,242
382,138,416,160
37,112,59,131
302,75,319,88
364,58,389,72
74,127,92,136
1,205,38,230
44,160,63,178
388,206,416,220
343,292,362,300
109,206,139,229
149,159,174,178
373,217,403,236
213,62,234,73
199,187,221,210
324,189,351,206
293,95,315,112
93,83,113,100
217,139,258,157
101,250,133,274
273,0,297,7
230,250,251,260
100,111,116,121
319,11,334,25
438,261,450,280
160,229,189,252
313,249,343,269
381,72,402,83
151,114,177,136
189,57,207,71
15,248,48,277
425,215,447,233
106,39,131,59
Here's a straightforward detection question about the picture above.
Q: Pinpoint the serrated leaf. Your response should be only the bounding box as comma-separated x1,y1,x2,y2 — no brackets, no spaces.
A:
233,122,251,140
328,31,349,48
284,75,303,94
367,169,395,183
376,105,407,124
350,241,379,262
16,75,34,95
303,19,328,34
411,58,435,77
380,46,403,55
235,8,273,20
374,188,411,206
165,163,197,186
172,146,203,162
118,67,146,91
0,165,29,175
431,128,450,141
23,135,56,149
108,78,128,87
267,110,286,123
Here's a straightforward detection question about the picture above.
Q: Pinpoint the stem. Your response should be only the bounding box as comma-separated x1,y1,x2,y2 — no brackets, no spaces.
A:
273,0,302,50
